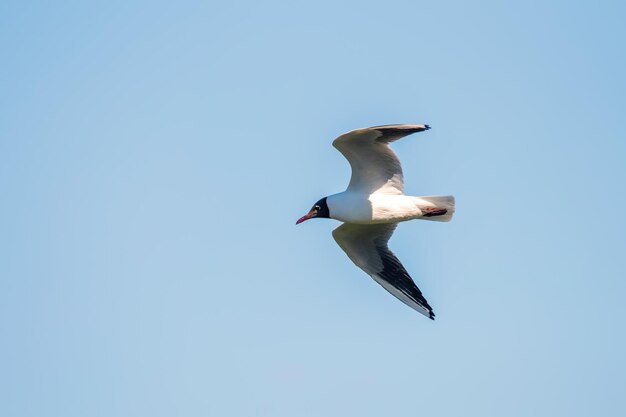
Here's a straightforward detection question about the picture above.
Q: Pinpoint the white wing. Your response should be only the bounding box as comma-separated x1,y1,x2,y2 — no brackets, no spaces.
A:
332,222,435,319
332,124,430,195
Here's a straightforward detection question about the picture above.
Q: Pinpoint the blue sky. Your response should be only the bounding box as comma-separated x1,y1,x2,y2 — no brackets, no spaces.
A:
1,1,625,416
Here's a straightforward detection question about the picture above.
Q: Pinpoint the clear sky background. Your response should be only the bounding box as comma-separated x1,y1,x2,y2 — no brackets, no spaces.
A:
1,1,625,416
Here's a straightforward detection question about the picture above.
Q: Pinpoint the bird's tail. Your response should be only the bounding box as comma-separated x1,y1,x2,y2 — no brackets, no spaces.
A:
414,195,455,222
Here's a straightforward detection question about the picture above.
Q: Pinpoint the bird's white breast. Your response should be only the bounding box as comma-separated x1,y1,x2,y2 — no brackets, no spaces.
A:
327,192,422,224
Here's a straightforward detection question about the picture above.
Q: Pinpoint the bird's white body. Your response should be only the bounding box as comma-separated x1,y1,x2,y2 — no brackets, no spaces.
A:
327,192,453,224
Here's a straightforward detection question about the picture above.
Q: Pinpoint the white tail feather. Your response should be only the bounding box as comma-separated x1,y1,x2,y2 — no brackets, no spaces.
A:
414,195,455,222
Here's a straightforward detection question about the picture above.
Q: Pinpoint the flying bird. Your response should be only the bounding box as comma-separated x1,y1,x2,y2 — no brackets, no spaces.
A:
296,124,454,319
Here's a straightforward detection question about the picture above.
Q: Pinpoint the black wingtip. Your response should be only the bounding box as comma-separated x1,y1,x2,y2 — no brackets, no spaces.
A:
429,311,435,320
424,124,431,130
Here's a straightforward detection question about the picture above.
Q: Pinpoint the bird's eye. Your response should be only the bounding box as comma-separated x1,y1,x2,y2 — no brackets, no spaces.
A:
314,205,321,210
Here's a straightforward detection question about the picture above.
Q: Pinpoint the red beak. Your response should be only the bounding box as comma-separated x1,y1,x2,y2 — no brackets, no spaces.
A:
296,213,314,225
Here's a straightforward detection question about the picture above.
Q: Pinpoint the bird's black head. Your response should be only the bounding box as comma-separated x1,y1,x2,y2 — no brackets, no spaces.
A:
296,197,330,225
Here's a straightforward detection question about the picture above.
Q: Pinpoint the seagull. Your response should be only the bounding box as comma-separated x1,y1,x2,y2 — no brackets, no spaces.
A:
296,124,454,319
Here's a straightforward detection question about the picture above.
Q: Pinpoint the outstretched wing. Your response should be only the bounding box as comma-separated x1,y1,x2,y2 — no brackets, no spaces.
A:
332,222,435,319
332,124,430,195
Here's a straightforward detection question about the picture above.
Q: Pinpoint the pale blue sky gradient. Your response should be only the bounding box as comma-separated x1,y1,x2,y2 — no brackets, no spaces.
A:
1,1,625,416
